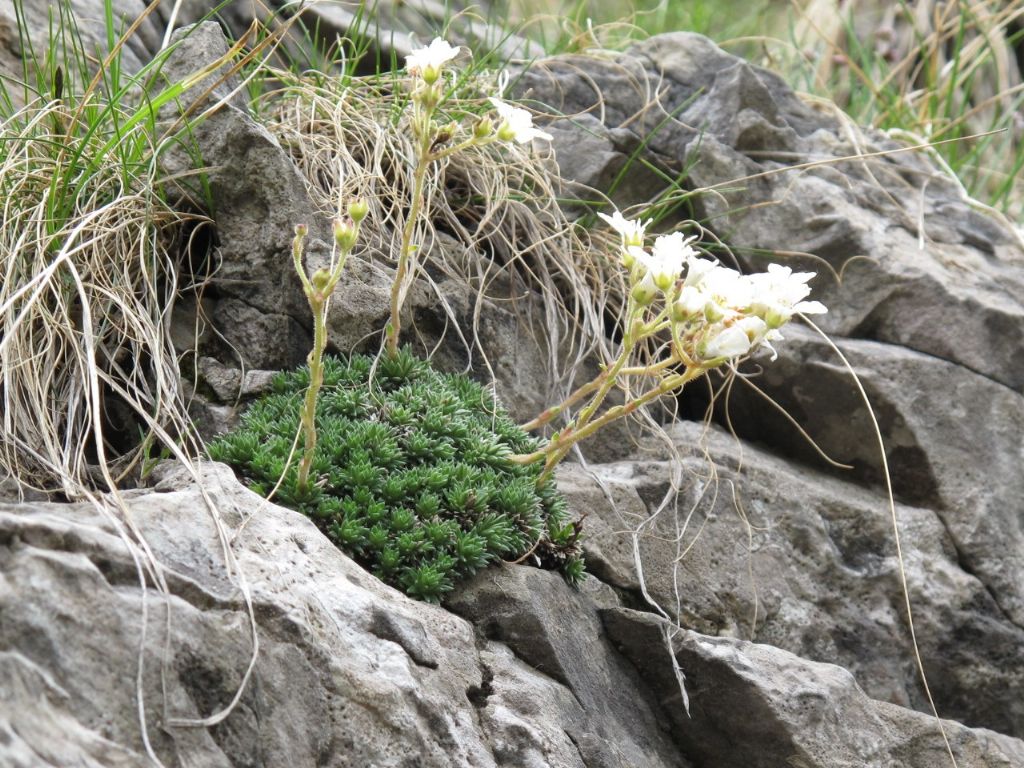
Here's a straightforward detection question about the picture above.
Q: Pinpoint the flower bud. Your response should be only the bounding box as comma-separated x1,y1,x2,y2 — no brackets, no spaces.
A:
294,223,308,238
704,301,726,323
630,272,658,306
310,267,332,294
763,307,789,330
348,199,369,223
473,116,494,139
672,286,706,322
623,245,646,270
422,65,441,85
496,122,516,142
432,121,458,147
334,218,358,251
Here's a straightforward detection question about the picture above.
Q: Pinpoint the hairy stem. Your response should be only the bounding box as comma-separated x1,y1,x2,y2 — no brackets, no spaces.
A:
541,365,705,481
297,294,326,492
509,364,708,482
386,157,428,357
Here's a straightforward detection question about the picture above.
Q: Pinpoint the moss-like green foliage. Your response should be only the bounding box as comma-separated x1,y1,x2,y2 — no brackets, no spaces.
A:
208,349,584,602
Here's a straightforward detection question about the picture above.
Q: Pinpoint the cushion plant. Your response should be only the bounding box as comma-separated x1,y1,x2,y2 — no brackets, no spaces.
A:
208,348,584,602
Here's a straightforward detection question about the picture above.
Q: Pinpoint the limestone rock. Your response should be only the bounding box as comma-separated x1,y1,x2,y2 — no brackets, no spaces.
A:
603,608,1024,768
520,31,1024,392
560,420,1024,739
0,463,674,767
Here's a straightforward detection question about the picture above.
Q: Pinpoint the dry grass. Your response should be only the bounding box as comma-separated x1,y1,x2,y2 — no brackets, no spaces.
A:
790,0,1024,220
255,65,628,406
0,95,197,497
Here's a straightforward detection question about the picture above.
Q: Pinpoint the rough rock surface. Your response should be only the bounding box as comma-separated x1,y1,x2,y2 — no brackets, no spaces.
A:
0,0,162,86
561,420,1024,740
604,608,1024,768
521,32,1024,391
522,30,1024,740
0,464,685,768
3,10,1024,768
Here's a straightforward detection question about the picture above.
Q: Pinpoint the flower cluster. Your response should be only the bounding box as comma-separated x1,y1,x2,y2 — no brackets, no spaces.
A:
402,37,552,149
513,210,829,476
599,210,827,365
385,37,553,357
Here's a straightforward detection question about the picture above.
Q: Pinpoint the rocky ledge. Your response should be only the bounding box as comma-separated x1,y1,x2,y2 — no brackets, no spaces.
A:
1,13,1023,768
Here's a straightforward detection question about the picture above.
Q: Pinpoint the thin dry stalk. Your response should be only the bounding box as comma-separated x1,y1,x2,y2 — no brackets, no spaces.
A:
257,68,623,409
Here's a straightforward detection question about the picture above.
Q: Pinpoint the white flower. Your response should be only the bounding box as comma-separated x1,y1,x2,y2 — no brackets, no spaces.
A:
702,324,752,359
747,263,827,328
734,316,769,345
652,231,700,265
488,98,553,144
682,255,716,288
700,266,753,320
597,210,651,248
673,285,707,320
405,38,461,82
635,239,687,291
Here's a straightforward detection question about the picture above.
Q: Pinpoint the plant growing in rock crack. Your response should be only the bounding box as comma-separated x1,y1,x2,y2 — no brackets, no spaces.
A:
208,349,583,602
385,37,552,357
210,38,575,602
213,37,828,602
511,210,828,480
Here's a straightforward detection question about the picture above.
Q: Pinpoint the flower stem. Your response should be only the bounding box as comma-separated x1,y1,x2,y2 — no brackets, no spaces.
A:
386,100,436,358
534,364,707,483
293,218,360,494
297,294,326,492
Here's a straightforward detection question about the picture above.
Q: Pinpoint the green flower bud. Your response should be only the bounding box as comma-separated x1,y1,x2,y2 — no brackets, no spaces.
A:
311,267,332,294
334,218,358,251
704,302,726,323
630,274,657,306
433,122,458,147
496,122,516,142
422,64,441,85
348,199,369,223
473,116,494,139
763,308,788,329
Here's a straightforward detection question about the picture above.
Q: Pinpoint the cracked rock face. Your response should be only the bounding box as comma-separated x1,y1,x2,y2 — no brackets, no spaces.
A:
0,465,682,768
4,12,1024,768
521,30,1024,742
563,420,1024,741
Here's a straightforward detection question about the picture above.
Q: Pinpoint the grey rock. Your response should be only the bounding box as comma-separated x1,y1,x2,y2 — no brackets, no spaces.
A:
158,22,321,370
197,357,278,401
446,565,689,768
559,416,1024,738
0,0,163,86
263,0,538,63
0,463,679,767
705,327,1024,634
520,32,1024,392
603,608,1024,768
519,30,1024,739
546,115,672,210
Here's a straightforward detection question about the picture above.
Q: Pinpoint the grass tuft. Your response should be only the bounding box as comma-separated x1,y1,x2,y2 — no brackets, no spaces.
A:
255,59,628,414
